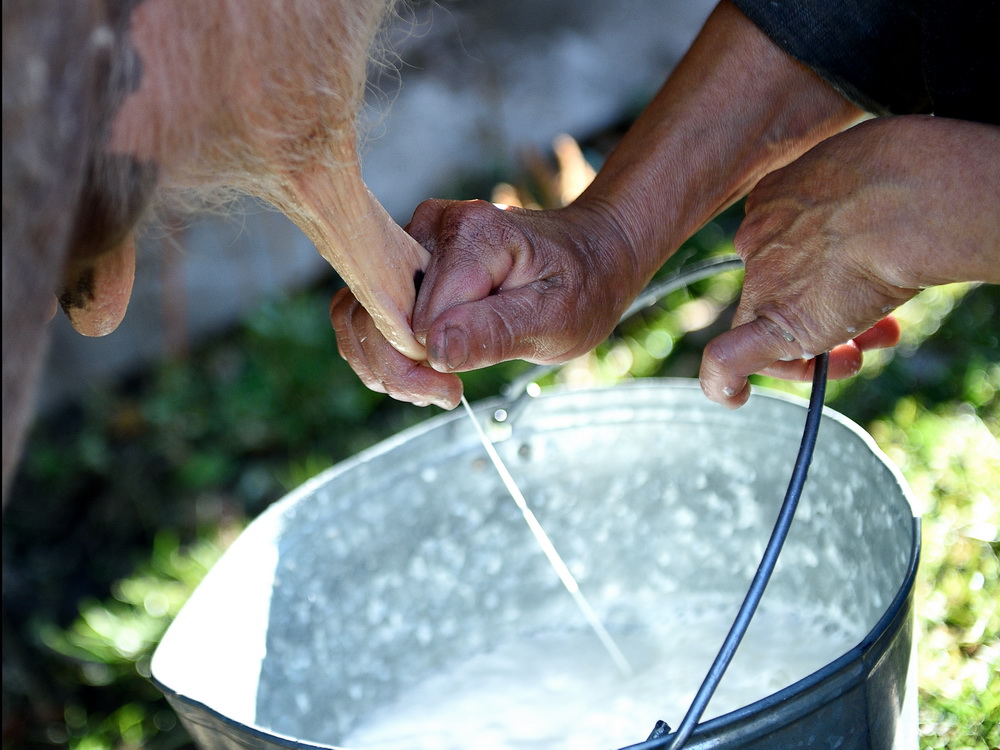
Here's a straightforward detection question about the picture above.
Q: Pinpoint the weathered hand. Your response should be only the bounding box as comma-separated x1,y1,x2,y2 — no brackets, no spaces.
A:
326,0,865,410
700,115,1000,407
330,286,462,409
329,197,648,407
409,199,645,374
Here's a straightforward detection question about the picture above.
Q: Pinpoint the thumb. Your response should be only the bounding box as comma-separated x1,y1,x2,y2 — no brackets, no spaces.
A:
700,315,805,407
423,289,570,373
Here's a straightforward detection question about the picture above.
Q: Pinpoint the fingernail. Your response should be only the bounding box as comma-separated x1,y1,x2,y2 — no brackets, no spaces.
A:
429,326,468,371
722,379,748,399
445,327,469,370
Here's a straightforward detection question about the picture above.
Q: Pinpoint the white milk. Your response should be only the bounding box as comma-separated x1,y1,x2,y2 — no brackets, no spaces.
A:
340,594,862,750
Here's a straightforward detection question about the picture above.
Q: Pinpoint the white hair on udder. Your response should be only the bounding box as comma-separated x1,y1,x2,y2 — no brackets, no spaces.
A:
113,0,397,198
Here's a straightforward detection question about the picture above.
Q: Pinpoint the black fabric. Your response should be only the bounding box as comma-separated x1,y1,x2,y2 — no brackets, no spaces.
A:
732,0,1000,124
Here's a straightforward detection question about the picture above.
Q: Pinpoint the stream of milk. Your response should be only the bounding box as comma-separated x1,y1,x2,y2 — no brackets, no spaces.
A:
340,595,862,750
459,395,632,677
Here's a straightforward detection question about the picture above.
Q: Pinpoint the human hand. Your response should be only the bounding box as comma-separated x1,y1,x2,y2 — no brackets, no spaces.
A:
330,198,648,407
330,286,462,408
700,115,1000,407
324,0,869,410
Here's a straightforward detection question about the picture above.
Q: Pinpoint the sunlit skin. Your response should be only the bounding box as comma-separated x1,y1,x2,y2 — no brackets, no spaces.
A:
328,1,885,408
331,0,998,410
701,115,999,405
59,0,429,359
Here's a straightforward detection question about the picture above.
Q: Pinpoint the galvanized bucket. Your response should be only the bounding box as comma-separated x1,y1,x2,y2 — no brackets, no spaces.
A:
152,380,919,749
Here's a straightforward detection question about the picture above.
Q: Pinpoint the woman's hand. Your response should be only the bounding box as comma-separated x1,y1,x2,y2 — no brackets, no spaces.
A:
700,116,999,407
330,197,646,408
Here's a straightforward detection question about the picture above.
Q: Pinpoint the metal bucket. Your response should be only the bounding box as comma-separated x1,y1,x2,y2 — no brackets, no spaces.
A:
152,380,919,749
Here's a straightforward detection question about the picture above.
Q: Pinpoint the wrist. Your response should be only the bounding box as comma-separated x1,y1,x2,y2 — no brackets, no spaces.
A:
557,197,665,313
851,116,1000,289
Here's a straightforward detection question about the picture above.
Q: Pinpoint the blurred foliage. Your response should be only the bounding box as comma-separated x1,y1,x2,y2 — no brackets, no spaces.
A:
875,399,999,748
3,134,998,750
34,534,223,749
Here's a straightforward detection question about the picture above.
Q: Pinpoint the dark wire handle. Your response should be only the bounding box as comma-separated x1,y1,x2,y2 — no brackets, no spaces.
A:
485,252,828,749
620,351,830,750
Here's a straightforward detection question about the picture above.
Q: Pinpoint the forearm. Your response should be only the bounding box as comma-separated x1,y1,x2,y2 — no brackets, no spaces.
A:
880,117,1000,288
571,0,861,284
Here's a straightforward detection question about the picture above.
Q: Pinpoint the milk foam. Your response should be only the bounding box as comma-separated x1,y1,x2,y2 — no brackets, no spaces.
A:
341,595,861,750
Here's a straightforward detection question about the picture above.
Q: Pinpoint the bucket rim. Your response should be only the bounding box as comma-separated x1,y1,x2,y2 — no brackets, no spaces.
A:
629,515,919,748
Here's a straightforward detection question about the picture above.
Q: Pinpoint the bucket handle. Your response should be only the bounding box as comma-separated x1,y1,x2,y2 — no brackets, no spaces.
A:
637,351,829,750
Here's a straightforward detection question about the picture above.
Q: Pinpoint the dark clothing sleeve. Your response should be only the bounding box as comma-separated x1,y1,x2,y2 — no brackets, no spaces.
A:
731,0,1000,124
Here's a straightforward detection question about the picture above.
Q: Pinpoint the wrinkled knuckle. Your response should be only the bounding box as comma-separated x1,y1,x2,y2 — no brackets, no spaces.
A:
440,199,493,229
702,335,728,366
489,307,528,363
533,288,592,359
440,200,522,256
409,199,445,226
732,220,763,262
481,298,540,364
702,335,743,381
758,310,817,359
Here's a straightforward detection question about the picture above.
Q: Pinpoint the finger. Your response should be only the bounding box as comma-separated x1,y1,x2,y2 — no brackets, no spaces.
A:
412,201,521,341
759,341,861,381
330,288,462,409
853,315,901,351
756,316,902,383
422,285,574,373
331,288,384,392
58,232,136,336
700,315,808,407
